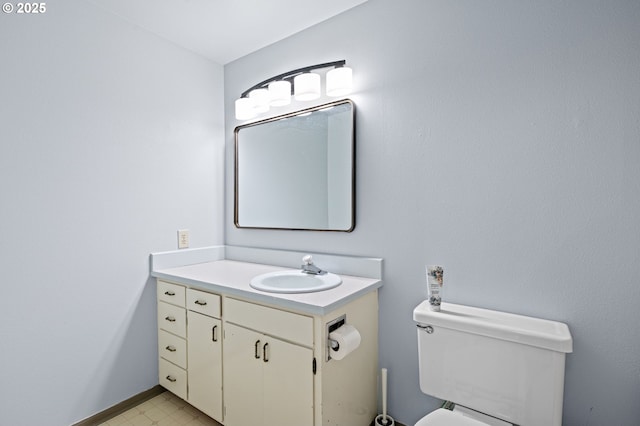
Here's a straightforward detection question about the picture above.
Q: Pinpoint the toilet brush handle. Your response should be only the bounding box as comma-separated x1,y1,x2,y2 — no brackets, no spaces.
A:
381,368,388,418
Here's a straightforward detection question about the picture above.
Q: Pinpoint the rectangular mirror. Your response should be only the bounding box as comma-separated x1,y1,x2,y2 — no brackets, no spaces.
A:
234,99,355,231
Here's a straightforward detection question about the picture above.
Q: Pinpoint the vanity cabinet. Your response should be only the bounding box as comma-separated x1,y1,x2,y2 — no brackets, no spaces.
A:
223,298,314,426
155,268,379,426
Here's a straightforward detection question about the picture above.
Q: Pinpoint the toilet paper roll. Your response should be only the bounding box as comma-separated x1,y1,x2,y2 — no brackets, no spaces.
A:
329,324,361,360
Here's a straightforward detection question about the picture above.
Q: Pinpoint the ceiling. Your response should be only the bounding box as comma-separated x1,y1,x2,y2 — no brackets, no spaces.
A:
87,0,368,64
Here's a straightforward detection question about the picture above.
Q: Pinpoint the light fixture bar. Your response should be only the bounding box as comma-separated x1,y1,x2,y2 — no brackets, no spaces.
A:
240,60,346,98
235,59,352,120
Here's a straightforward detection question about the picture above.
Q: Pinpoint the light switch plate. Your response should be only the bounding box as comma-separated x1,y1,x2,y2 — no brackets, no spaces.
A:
177,229,189,249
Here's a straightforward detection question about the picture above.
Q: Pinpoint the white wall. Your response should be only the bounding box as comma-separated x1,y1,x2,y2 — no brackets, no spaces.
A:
225,1,640,425
0,2,224,425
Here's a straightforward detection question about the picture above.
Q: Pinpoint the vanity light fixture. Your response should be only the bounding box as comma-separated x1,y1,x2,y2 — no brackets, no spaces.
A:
234,60,352,120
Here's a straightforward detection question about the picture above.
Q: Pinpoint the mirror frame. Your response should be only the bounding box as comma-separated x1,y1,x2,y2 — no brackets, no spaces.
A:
234,99,355,232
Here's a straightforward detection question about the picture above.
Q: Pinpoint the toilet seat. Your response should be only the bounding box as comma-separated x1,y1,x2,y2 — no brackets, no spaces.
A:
415,409,489,426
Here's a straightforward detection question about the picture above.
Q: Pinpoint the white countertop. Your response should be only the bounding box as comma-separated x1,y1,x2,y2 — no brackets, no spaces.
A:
152,259,382,316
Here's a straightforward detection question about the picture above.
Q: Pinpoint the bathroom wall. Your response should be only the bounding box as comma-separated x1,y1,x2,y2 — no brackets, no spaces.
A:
0,2,224,425
225,1,640,425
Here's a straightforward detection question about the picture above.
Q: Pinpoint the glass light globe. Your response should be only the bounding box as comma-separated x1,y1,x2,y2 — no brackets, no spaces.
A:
268,80,292,106
326,67,353,97
235,97,256,120
249,88,270,113
294,73,321,101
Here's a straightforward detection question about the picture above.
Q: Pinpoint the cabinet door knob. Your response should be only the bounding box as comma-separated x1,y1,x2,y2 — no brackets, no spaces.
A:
263,342,269,363
194,300,207,306
254,340,261,359
165,345,177,352
166,375,177,383
164,291,175,296
165,316,176,322
212,325,218,342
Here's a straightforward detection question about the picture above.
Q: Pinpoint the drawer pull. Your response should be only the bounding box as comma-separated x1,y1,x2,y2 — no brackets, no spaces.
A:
166,375,177,383
164,290,175,296
212,325,218,342
254,340,261,359
194,300,208,306
165,345,177,352
263,342,269,363
165,316,176,322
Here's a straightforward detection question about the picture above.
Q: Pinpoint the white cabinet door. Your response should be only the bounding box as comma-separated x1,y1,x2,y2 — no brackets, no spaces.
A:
224,322,313,426
187,311,223,422
224,323,264,426
263,335,313,426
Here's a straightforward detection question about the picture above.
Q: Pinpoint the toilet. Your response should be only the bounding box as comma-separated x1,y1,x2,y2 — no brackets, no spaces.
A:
412,301,573,426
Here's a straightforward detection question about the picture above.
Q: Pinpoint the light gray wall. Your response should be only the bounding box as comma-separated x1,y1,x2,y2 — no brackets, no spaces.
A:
0,2,224,425
225,1,640,425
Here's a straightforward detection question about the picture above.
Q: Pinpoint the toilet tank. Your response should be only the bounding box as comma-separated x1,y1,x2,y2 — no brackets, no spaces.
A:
413,302,572,426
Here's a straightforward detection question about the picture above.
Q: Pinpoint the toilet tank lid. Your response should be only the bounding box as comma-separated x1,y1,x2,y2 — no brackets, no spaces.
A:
413,301,573,353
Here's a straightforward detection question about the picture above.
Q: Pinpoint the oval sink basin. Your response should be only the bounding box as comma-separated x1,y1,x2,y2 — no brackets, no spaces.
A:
250,270,342,293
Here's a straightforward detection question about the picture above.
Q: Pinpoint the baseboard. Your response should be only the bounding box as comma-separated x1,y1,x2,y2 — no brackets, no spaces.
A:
72,385,165,426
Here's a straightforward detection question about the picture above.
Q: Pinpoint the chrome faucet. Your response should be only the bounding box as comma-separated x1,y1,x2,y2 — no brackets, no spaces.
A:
301,255,326,275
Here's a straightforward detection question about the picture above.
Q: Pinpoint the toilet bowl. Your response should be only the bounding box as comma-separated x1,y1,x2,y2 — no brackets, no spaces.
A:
415,408,487,425
412,301,573,426
415,406,512,426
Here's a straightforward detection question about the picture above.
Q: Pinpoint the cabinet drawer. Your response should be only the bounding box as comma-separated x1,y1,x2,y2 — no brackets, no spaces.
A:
159,358,187,400
158,329,187,368
225,298,313,347
158,301,186,338
157,281,186,307
187,289,221,318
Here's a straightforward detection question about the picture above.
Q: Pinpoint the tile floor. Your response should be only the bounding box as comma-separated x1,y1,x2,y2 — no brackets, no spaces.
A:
98,391,222,426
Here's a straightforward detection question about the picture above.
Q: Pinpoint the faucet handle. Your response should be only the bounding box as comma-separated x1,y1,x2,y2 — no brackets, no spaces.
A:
302,255,313,265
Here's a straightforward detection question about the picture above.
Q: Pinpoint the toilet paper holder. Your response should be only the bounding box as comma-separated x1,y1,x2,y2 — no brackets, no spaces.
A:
326,314,346,361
